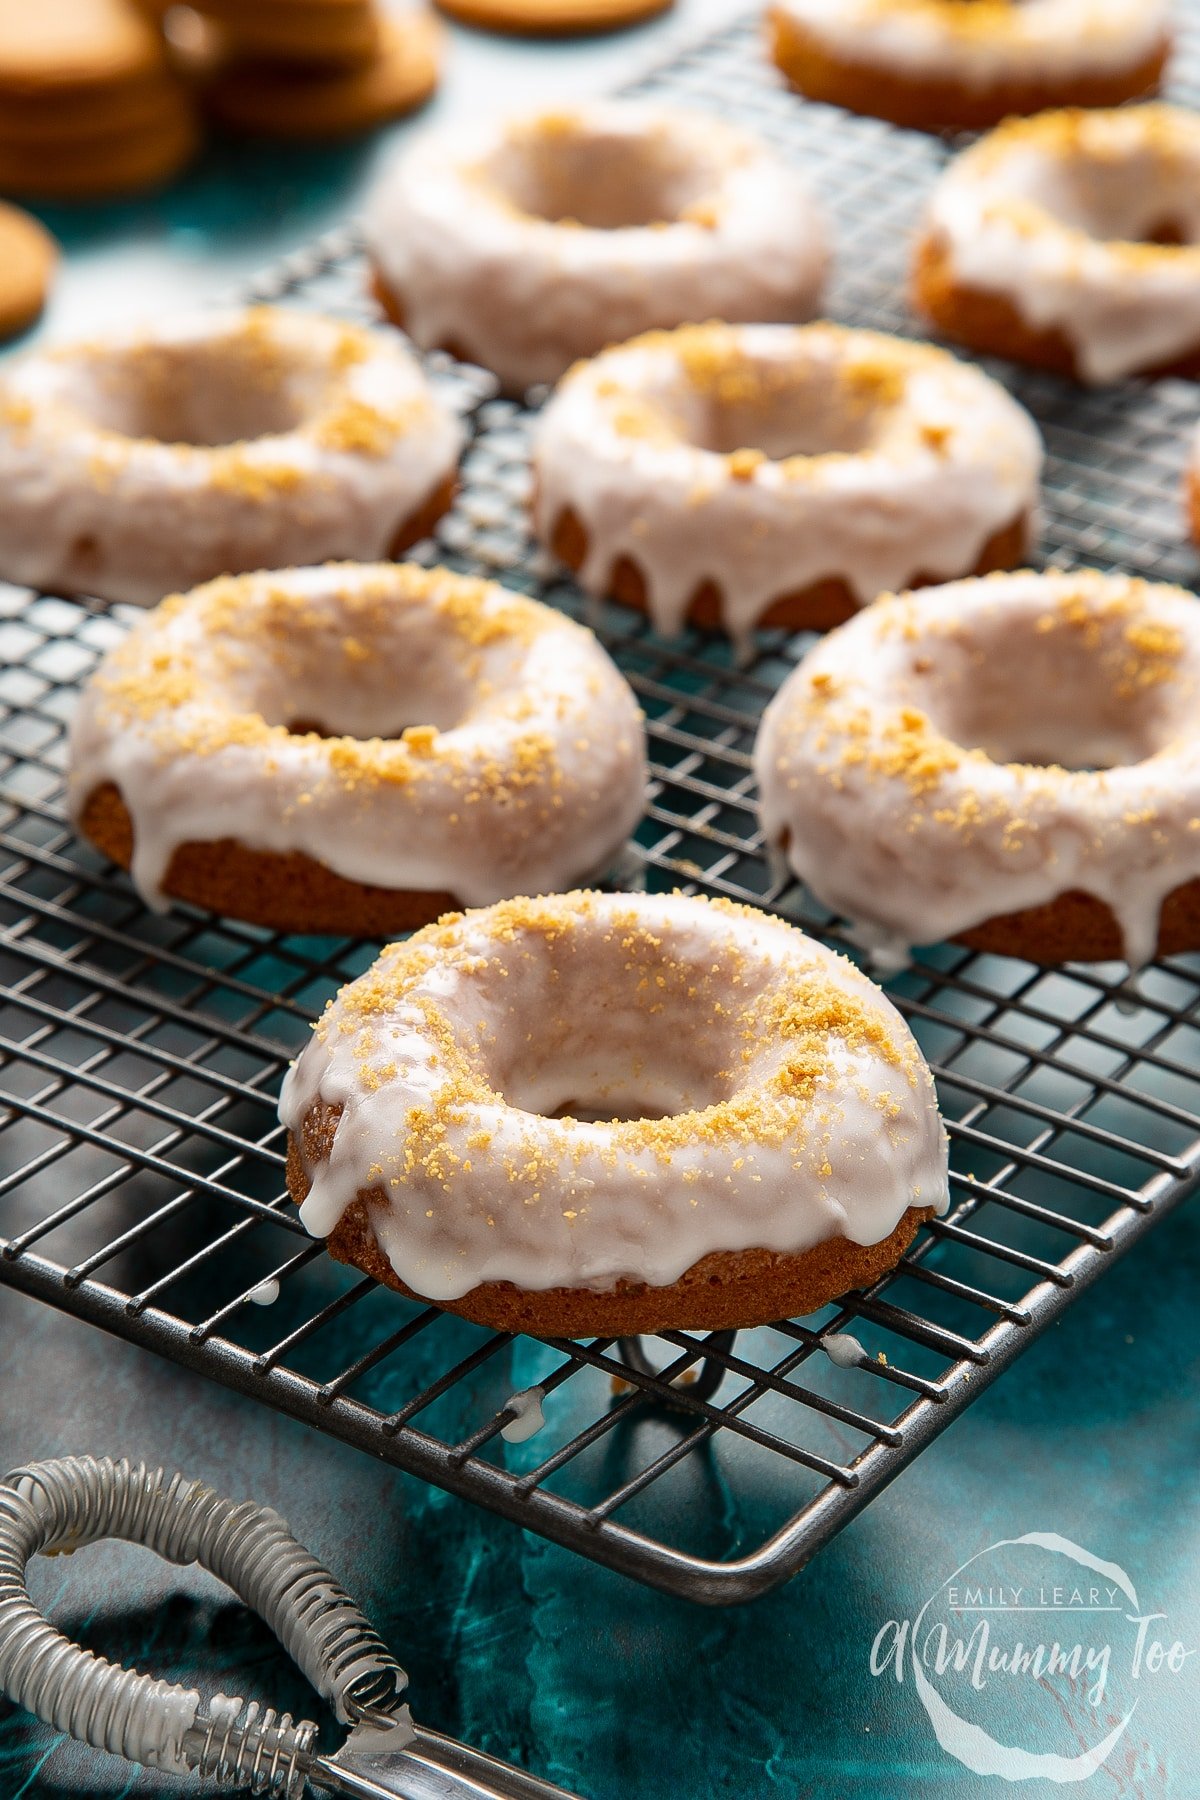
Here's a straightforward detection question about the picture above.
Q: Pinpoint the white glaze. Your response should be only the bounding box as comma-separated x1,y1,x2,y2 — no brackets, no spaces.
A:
0,308,464,607
773,0,1169,88
365,101,830,395
755,569,1200,970
822,1331,867,1367
280,891,948,1303
532,322,1041,640
500,1387,547,1443
67,563,648,910
921,107,1200,385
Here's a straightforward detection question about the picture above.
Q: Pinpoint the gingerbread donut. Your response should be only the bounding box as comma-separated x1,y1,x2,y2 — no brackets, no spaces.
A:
768,0,1170,135
0,307,463,606
281,890,949,1337
755,569,1200,971
68,563,648,935
366,101,829,394
914,107,1200,385
533,322,1041,643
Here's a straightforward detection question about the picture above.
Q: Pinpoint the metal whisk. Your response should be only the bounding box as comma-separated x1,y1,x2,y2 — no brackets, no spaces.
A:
0,1454,579,1800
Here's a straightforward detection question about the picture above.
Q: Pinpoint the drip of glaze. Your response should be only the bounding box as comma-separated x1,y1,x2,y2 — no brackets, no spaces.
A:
844,919,913,979
822,1330,867,1368
1113,975,1144,1017
500,1386,547,1443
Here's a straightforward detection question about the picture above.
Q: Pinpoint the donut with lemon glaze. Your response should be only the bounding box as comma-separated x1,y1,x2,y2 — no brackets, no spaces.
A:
281,890,949,1337
768,0,1170,135
365,101,829,395
755,569,1200,971
533,321,1041,643
914,107,1200,385
68,563,648,935
0,307,463,606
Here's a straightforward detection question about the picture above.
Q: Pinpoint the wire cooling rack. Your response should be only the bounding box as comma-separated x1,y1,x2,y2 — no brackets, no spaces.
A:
4,12,1200,1606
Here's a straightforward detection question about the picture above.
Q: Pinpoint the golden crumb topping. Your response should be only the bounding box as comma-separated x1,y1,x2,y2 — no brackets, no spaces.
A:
313,892,923,1190
311,397,420,457
86,567,576,798
1034,579,1186,697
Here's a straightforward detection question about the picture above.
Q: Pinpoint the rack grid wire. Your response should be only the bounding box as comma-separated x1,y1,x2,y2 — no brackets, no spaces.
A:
4,9,1200,1606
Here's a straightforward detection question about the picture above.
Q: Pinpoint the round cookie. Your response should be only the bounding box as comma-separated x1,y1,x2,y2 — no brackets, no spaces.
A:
0,0,166,97
0,106,197,201
204,11,440,138
68,564,649,932
433,0,672,35
755,569,1200,971
0,70,188,144
281,890,949,1337
0,204,56,342
187,0,381,65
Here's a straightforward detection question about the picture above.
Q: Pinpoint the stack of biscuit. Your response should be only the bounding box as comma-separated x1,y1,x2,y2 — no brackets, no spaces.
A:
181,1,441,140
0,0,197,201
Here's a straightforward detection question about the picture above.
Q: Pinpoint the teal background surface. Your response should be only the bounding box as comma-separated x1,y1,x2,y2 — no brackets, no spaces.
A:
1,1200,1197,1798
0,5,1198,1794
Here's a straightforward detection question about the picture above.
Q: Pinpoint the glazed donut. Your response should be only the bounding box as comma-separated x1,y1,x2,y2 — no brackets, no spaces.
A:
533,322,1041,643
914,107,1200,386
755,569,1200,971
767,0,1170,135
365,101,829,395
0,307,463,606
68,563,648,935
281,890,949,1337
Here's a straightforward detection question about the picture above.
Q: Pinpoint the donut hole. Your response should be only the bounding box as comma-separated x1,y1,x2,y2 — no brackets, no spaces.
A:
549,1094,678,1125
234,608,478,742
68,333,332,447
269,681,465,744
674,352,900,459
480,933,743,1123
499,1003,734,1121
917,611,1186,771
1004,146,1200,249
503,1040,730,1125
485,121,722,230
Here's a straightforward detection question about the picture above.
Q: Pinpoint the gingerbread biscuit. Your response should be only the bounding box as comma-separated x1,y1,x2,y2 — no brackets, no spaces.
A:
189,0,381,65
0,106,197,201
433,0,672,38
0,204,55,342
0,71,187,144
0,0,167,98
205,11,440,139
